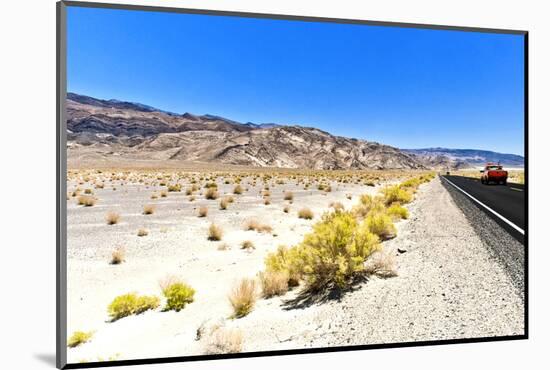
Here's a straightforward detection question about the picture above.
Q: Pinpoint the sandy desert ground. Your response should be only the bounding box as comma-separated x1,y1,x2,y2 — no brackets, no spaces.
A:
64,168,524,364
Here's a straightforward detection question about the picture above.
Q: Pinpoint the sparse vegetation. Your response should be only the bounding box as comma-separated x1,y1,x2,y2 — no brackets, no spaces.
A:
143,204,156,215
241,240,255,250
259,271,289,298
137,228,148,237
105,212,120,225
205,187,219,200
107,293,160,321
298,207,314,220
110,247,125,265
77,195,96,207
198,206,208,217
208,224,223,241
219,198,229,210
68,331,93,348
203,327,243,354
162,281,195,311
233,185,243,194
228,278,257,318
387,204,409,220
364,250,398,278
365,212,397,240
283,191,294,201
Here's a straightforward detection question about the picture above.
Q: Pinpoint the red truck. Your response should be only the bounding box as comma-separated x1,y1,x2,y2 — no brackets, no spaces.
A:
480,163,508,185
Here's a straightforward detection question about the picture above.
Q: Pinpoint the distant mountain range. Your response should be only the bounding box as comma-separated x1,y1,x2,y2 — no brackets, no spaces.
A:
66,93,524,170
403,148,524,168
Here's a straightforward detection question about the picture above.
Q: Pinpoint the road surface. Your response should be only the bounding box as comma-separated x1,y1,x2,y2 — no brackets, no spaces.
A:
441,175,525,242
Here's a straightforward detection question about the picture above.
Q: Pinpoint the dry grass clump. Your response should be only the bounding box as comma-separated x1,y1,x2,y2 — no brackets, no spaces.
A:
233,185,243,195
298,207,314,220
105,212,120,225
243,219,272,233
283,205,290,213
263,197,271,205
218,243,231,251
203,327,243,354
228,278,257,318
107,293,160,321
258,271,289,298
137,228,149,237
143,204,156,215
364,250,398,278
205,187,219,200
167,184,181,192
198,206,208,217
208,223,223,241
160,190,168,198
77,195,96,207
240,240,255,250
84,188,93,195
219,198,229,210
283,191,294,201
67,331,93,348
110,247,125,265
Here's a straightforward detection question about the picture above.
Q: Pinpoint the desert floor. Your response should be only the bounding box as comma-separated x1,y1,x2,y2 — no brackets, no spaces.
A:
65,171,524,363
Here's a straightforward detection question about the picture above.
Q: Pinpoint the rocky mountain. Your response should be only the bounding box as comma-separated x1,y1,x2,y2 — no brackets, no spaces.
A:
67,93,454,170
403,148,524,168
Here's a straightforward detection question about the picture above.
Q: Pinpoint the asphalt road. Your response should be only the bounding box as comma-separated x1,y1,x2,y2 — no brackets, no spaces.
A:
441,175,525,241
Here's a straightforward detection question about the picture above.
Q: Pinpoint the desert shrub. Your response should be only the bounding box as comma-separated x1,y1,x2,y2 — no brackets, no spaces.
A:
189,195,196,202
185,188,193,196
243,219,272,233
365,212,397,240
151,193,158,199
283,191,294,201
84,188,93,194
233,185,243,195
259,271,289,298
205,188,219,200
297,211,380,289
352,194,385,218
77,195,96,207
400,178,421,191
204,182,218,189
203,327,243,354
218,243,231,251
364,250,398,278
225,195,235,203
387,204,409,220
263,197,271,205
264,245,303,287
110,247,125,265
241,240,255,250
219,198,229,210
208,224,223,241
198,206,208,217
105,212,120,225
162,282,195,311
137,228,148,237
107,293,160,321
283,205,290,213
381,185,412,206
67,331,93,348
143,204,156,215
228,278,257,318
167,184,181,192
298,207,314,220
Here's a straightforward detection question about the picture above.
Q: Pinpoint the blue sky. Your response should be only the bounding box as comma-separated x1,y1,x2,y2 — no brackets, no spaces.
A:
67,6,525,155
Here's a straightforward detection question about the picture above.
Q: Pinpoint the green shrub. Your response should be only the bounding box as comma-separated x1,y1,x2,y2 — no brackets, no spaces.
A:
352,194,385,218
163,282,195,311
387,204,409,220
298,211,380,289
67,331,93,348
264,245,302,287
107,293,160,321
381,185,412,205
365,212,397,240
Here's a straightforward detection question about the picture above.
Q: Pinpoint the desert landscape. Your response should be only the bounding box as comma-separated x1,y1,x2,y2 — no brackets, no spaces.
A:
64,94,524,364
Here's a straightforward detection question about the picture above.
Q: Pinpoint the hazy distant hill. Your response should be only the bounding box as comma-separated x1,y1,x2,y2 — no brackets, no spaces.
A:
403,148,524,168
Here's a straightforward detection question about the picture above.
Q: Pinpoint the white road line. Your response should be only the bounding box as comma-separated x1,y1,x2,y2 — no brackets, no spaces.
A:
511,187,523,192
441,176,525,235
